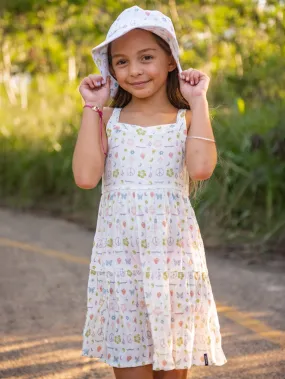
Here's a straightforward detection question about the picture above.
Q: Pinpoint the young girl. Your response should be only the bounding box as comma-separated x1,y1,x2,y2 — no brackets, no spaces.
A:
73,5,227,379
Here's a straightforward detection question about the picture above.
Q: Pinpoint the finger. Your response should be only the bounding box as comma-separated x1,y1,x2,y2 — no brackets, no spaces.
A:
186,69,195,83
196,74,201,85
91,76,103,87
105,75,111,87
193,72,200,85
86,77,95,88
184,69,196,83
185,68,194,73
102,75,110,87
193,72,201,85
89,75,103,87
195,72,207,85
179,71,189,80
96,78,105,87
88,74,103,81
81,77,92,88
188,72,194,83
92,78,102,88
184,71,191,82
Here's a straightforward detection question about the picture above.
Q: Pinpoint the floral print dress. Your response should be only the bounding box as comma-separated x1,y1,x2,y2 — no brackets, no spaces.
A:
82,107,227,371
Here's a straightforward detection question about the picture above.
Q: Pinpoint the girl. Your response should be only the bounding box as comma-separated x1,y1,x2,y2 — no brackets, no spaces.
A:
73,5,227,379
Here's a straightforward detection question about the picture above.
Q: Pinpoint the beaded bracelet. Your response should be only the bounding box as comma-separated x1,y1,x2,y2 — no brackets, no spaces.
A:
83,104,107,156
186,136,216,143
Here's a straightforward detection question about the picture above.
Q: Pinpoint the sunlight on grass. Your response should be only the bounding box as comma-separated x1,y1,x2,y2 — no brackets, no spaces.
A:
1,74,284,248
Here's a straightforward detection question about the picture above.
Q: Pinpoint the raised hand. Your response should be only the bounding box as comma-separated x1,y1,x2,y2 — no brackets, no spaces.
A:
178,68,210,105
79,74,111,107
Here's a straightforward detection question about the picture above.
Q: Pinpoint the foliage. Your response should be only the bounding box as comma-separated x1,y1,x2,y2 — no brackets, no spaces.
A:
195,102,285,249
0,0,285,249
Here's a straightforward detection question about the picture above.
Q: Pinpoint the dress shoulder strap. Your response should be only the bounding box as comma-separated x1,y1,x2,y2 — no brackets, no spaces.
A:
176,108,184,121
176,108,187,125
109,107,122,124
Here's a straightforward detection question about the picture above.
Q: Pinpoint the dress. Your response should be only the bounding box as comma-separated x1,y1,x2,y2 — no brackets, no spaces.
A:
81,107,227,371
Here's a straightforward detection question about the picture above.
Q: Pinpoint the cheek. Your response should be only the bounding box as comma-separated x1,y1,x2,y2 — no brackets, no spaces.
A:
113,68,127,81
148,66,160,76
148,63,169,79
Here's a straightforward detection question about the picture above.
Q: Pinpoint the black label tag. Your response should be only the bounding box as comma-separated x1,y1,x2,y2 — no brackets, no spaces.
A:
204,353,208,366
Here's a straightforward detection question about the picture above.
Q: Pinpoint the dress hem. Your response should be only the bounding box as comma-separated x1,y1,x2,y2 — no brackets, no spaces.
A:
81,351,228,370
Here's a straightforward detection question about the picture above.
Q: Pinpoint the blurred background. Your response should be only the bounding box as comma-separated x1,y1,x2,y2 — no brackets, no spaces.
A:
0,0,284,257
1,2,285,378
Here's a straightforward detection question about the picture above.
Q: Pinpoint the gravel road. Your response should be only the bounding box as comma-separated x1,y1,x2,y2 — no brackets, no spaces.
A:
0,208,284,379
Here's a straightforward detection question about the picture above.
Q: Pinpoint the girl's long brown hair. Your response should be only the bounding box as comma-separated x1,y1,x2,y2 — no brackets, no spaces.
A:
107,29,201,197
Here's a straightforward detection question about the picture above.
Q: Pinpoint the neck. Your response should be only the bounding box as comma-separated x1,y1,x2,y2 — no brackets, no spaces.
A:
127,83,174,113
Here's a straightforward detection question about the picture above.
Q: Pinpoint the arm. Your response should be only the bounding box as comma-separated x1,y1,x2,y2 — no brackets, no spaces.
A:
72,74,111,189
72,106,110,189
185,94,217,180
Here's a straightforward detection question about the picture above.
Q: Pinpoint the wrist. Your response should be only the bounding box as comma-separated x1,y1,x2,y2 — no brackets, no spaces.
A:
187,93,208,110
83,101,104,108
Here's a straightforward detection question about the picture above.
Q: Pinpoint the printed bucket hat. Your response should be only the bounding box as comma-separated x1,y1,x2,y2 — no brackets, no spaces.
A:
91,5,182,98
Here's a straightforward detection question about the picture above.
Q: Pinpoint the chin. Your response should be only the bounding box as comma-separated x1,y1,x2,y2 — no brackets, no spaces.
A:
119,81,156,97
131,91,154,99
128,86,157,99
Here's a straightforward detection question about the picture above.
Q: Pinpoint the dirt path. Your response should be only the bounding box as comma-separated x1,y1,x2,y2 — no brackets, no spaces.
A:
0,208,284,378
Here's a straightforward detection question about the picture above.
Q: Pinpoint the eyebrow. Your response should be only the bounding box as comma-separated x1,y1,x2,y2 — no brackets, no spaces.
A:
111,48,157,59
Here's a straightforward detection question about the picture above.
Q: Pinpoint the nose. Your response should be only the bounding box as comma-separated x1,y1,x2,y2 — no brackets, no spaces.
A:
129,62,143,77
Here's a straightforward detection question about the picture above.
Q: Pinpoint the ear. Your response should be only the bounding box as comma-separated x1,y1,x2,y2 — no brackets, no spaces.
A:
168,56,177,72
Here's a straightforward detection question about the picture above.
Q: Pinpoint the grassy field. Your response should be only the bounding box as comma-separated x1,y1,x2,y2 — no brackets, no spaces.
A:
1,73,284,253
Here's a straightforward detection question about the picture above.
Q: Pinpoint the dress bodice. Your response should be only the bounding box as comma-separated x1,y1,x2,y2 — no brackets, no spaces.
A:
102,107,189,195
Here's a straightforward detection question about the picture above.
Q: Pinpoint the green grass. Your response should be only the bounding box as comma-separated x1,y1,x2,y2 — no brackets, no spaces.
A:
195,101,285,251
1,74,284,251
0,74,101,228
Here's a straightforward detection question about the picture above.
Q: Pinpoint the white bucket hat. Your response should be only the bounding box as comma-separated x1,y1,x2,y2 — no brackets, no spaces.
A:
91,5,182,98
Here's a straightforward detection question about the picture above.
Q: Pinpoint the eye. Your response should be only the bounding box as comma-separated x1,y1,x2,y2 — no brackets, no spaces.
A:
116,59,127,66
142,55,153,61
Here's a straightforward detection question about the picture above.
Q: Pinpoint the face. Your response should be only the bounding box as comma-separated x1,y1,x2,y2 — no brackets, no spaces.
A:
109,29,176,98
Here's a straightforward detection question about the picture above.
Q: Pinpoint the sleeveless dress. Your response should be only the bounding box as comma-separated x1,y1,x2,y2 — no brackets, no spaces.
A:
81,107,227,371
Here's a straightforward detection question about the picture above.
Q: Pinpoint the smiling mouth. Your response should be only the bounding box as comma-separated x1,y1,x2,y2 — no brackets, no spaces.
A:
130,80,151,86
